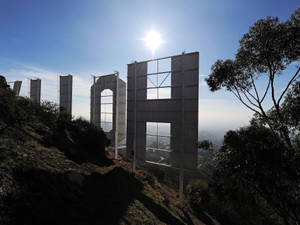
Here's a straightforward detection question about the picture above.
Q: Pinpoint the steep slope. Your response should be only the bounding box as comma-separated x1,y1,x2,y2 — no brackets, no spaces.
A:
0,77,218,225
0,125,207,225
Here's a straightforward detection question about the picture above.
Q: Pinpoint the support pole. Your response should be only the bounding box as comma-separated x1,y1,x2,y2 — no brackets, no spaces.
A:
57,75,59,108
114,71,119,160
132,62,137,175
36,79,39,103
93,75,96,125
28,78,30,98
180,52,185,209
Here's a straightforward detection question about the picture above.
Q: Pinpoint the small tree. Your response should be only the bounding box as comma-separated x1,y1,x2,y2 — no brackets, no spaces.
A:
205,8,300,151
217,126,300,224
0,75,9,89
0,76,21,133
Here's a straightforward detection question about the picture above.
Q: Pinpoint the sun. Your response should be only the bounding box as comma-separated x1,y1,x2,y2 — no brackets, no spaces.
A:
143,30,163,55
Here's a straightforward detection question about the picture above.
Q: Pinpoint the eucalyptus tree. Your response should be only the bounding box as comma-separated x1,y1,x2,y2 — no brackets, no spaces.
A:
206,8,300,151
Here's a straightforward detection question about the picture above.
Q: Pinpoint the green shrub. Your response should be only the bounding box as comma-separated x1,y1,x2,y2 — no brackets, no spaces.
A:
0,75,110,166
0,75,9,88
43,116,110,165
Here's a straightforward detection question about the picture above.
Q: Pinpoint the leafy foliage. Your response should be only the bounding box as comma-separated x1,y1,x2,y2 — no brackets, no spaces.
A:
217,126,300,224
190,125,300,225
281,81,300,133
0,75,110,164
205,8,300,150
193,8,300,225
251,81,300,150
0,75,9,89
198,140,213,150
44,116,110,164
0,81,25,133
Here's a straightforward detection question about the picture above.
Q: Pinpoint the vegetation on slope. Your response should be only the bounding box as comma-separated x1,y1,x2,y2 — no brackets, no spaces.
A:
0,76,209,225
187,8,300,225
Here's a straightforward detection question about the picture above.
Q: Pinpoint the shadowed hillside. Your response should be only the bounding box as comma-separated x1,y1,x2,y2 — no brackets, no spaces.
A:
0,75,214,225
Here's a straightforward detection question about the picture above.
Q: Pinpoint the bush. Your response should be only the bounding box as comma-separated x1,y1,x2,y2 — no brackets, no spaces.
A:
43,116,110,165
217,126,300,224
189,126,298,225
0,85,23,132
0,75,9,89
0,75,110,166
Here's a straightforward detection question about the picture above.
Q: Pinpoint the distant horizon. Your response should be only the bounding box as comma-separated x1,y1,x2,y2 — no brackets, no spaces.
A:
6,67,252,137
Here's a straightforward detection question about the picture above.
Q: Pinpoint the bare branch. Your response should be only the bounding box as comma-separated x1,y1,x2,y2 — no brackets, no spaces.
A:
260,79,271,104
268,64,294,150
269,68,280,115
241,76,272,122
252,77,271,119
240,89,260,109
250,75,260,102
232,87,262,115
277,67,300,105
250,77,272,126
245,88,259,102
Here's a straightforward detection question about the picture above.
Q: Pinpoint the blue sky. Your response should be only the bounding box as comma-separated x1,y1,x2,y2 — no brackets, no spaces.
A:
0,0,299,135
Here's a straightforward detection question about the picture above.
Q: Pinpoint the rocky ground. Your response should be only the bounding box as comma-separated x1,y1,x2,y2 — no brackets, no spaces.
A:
0,127,215,225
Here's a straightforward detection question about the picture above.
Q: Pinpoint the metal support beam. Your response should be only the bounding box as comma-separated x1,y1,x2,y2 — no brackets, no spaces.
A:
132,62,137,175
114,71,119,160
180,52,185,209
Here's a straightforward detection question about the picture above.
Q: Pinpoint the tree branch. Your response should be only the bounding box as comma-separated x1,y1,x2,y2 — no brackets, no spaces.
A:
232,87,262,115
260,79,271,104
277,67,300,106
250,75,260,102
249,76,271,120
270,73,280,114
240,89,260,109
245,88,259,102
241,76,271,122
268,63,294,150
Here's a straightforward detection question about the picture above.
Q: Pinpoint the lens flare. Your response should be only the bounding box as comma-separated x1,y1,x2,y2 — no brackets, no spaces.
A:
143,30,163,56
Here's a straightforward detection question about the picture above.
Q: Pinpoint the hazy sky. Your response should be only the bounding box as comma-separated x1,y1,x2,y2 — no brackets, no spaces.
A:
0,0,299,135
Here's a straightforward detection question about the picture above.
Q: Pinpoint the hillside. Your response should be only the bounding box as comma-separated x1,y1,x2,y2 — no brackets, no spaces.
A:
0,77,216,225
0,123,211,225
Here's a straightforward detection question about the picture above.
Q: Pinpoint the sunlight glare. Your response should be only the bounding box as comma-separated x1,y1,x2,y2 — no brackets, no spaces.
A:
143,30,163,55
